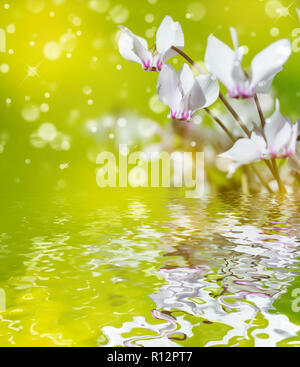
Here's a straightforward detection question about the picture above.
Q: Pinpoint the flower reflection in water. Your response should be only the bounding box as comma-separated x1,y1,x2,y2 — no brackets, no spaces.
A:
1,193,300,346
101,195,300,347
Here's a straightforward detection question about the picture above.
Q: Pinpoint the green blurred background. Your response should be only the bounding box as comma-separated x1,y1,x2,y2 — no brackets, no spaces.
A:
0,0,299,194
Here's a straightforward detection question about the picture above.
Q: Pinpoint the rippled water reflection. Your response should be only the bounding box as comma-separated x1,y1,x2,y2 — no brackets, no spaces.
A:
0,191,299,346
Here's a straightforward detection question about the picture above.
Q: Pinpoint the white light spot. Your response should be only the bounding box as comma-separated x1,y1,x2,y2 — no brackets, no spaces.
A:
0,64,10,73
145,14,154,23
38,122,57,142
109,4,129,24
117,117,127,127
82,86,92,95
6,24,16,34
270,27,279,37
149,95,166,114
40,103,49,113
43,41,62,60
22,104,40,122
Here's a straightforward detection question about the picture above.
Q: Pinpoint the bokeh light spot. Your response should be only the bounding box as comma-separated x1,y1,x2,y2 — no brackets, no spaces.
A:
26,0,45,14
0,64,10,73
145,14,154,23
265,0,284,18
59,32,77,52
149,95,166,114
22,104,40,122
109,5,129,24
88,0,110,13
43,41,62,60
6,24,16,34
40,103,49,113
186,2,206,21
38,122,57,142
83,86,92,95
50,132,71,151
270,27,279,37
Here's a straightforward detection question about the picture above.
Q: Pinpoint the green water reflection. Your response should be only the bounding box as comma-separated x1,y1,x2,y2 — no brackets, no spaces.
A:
0,191,299,346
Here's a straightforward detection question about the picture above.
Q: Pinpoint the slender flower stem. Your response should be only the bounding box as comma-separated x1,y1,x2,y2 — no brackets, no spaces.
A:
218,93,251,137
241,166,249,194
204,110,273,193
265,159,276,176
295,172,300,185
271,159,286,194
172,46,274,193
253,94,266,128
253,94,287,193
171,46,204,74
252,165,273,194
204,108,235,142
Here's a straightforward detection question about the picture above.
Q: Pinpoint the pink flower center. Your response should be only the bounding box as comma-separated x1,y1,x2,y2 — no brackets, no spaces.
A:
228,84,255,99
142,57,163,72
170,109,192,121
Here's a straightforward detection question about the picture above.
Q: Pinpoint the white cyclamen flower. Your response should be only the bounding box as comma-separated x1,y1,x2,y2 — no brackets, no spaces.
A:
220,100,299,176
157,63,219,121
118,16,184,72
205,28,291,99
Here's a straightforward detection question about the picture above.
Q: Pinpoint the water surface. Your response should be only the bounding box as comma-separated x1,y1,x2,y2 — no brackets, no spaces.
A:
0,191,299,346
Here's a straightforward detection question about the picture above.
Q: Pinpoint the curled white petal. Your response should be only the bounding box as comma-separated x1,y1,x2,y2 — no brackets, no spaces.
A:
249,39,291,92
195,74,220,109
205,34,237,92
118,26,150,65
157,64,181,113
156,16,184,58
220,138,264,176
178,63,195,95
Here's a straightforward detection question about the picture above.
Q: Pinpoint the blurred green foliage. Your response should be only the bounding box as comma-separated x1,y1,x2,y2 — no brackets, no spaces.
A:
0,0,299,193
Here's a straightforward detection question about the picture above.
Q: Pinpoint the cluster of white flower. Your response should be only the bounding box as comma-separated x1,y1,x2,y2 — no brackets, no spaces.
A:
118,12,300,194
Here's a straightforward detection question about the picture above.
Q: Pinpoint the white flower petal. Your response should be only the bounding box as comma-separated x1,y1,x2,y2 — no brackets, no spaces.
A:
251,130,267,152
249,39,291,92
179,63,195,95
230,27,239,51
204,34,237,91
157,64,181,112
220,138,263,164
227,162,243,178
156,16,184,56
264,100,289,154
286,121,299,156
187,80,206,113
119,26,148,49
118,26,150,65
297,8,300,23
195,74,219,108
219,138,263,176
118,32,142,64
271,123,292,156
254,69,281,93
